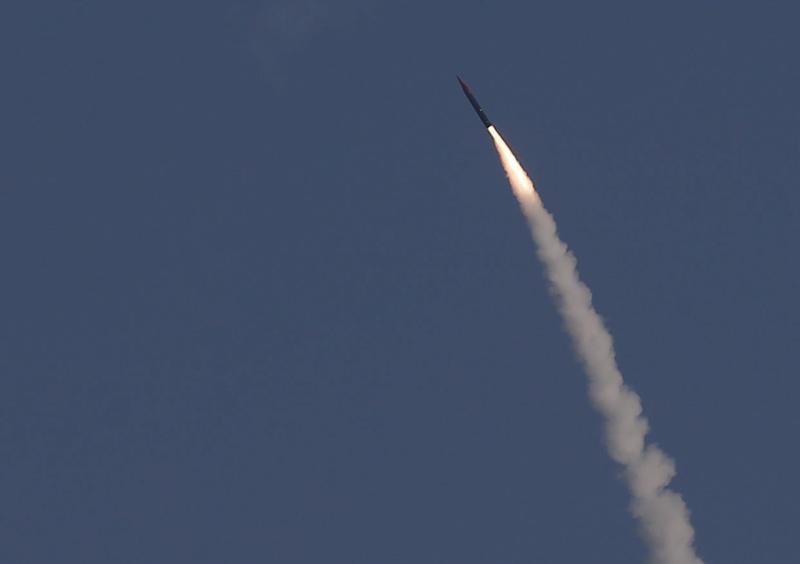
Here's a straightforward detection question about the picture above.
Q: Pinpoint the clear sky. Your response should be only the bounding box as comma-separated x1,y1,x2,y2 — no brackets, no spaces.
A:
3,2,799,562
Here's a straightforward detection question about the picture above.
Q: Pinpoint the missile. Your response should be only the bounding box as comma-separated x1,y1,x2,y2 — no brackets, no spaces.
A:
457,76,493,129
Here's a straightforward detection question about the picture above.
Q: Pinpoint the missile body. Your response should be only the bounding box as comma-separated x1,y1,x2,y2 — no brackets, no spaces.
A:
457,76,493,129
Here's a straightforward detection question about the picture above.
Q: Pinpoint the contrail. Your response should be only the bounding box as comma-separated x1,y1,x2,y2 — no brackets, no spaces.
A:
487,125,703,564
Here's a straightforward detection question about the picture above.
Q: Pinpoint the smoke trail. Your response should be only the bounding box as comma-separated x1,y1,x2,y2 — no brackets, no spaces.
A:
487,126,703,564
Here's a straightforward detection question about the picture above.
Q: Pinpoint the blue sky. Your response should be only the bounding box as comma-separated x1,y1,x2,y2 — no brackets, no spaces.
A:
3,2,799,562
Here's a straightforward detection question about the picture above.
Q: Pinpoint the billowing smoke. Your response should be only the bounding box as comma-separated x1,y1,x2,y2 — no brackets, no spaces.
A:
487,126,703,564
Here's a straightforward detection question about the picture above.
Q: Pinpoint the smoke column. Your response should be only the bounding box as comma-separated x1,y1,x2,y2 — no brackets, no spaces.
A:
486,126,703,564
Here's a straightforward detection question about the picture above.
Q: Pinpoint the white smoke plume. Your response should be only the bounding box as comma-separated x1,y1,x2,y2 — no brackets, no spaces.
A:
487,126,703,564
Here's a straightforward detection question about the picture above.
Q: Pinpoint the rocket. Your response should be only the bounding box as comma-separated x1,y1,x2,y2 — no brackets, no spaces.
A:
457,76,493,129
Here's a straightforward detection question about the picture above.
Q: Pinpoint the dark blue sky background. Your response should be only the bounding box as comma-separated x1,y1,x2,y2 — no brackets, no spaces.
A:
3,1,799,562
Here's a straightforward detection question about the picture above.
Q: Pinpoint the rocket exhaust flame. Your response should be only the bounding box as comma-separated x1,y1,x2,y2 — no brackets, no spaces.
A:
485,125,704,564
